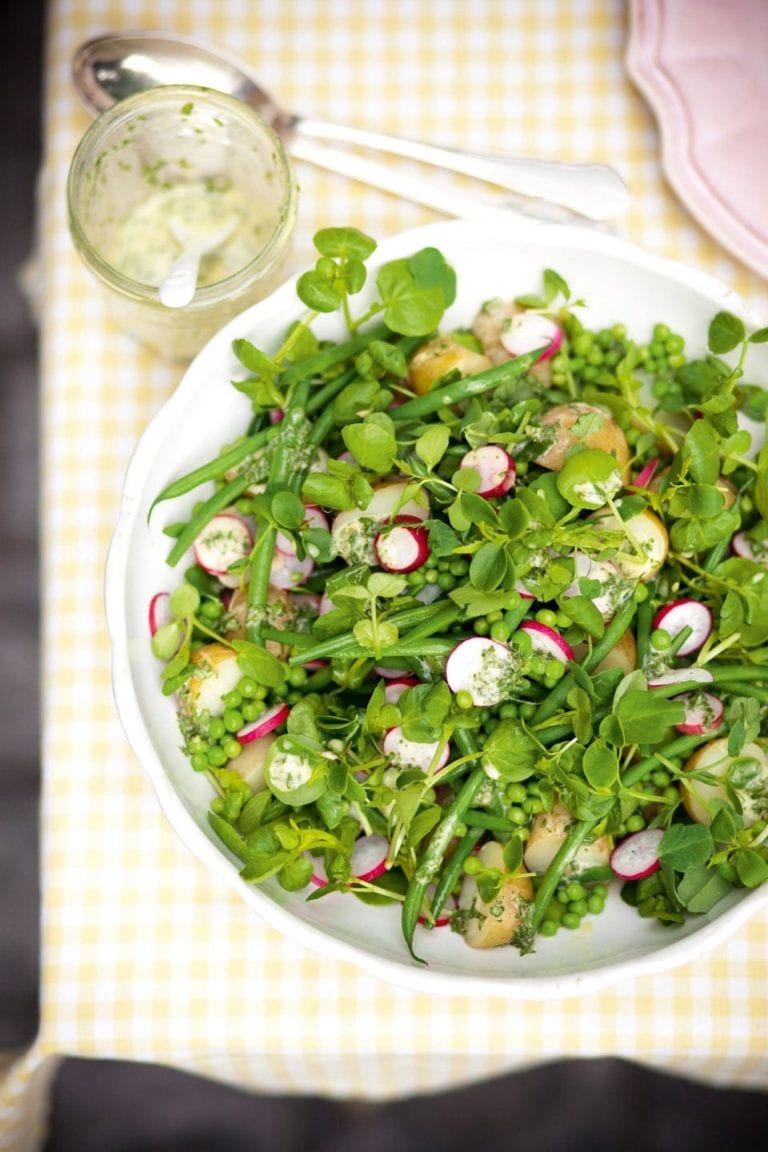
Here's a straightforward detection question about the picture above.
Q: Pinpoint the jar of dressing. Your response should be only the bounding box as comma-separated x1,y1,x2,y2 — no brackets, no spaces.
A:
67,85,298,360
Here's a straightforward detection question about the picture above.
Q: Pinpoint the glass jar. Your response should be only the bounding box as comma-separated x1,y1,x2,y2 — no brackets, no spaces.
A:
67,85,299,360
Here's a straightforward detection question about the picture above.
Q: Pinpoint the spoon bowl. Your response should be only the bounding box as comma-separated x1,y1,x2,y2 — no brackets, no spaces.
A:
159,213,240,309
73,30,632,221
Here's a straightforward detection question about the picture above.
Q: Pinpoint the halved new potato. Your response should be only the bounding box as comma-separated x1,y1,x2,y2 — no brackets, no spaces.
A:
524,800,612,876
590,506,669,582
178,642,241,723
532,402,631,475
458,840,534,949
682,738,768,827
408,336,491,396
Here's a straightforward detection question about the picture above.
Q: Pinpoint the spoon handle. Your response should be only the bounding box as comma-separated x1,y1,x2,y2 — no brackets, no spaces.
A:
293,118,631,220
287,138,608,227
158,251,202,309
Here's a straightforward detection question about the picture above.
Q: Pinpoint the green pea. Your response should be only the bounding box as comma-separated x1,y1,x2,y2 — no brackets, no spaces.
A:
588,894,606,915
223,708,244,733
565,881,587,902
437,572,456,591
455,690,475,710
535,608,558,628
540,919,558,937
562,912,582,930
191,752,209,772
490,621,510,643
223,691,242,709
288,666,307,687
499,703,518,720
208,718,226,741
223,738,242,760
200,599,224,620
473,618,490,636
506,782,527,804
626,813,646,833
569,898,589,918
237,676,258,698
651,769,671,788
650,628,672,651
507,806,527,826
207,746,228,767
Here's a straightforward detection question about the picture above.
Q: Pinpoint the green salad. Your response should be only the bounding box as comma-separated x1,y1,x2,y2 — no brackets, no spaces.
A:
149,227,768,960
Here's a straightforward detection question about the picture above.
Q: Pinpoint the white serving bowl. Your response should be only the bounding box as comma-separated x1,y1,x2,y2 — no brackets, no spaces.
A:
106,217,768,999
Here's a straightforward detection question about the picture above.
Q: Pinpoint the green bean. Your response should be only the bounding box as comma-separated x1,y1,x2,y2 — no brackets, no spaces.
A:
165,473,251,567
428,826,484,925
288,602,462,664
401,728,486,961
151,429,271,514
463,810,520,834
390,350,540,423
706,665,768,683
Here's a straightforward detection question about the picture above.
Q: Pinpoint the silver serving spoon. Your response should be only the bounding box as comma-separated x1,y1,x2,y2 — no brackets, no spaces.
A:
72,30,631,221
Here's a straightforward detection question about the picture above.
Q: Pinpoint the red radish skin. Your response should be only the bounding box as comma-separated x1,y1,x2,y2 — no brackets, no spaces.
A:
269,409,284,424
193,512,254,588
459,446,516,498
633,458,660,489
383,727,451,772
148,591,172,637
647,667,714,689
519,620,574,663
350,834,390,882
652,600,713,657
500,311,563,361
382,676,419,705
673,692,724,736
610,827,664,881
375,517,431,573
236,703,291,745
445,636,519,707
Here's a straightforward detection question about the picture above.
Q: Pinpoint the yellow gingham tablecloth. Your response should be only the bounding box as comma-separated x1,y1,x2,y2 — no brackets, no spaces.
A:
3,0,768,1146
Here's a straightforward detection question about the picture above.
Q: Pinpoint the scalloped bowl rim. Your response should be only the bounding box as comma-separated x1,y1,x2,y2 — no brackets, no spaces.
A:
105,217,768,1000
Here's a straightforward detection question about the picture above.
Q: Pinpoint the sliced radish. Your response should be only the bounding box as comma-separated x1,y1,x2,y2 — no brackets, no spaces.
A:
652,599,713,656
269,548,314,590
647,667,714,689
350,833,390,882
382,727,451,773
332,481,430,565
308,854,329,887
732,530,768,563
375,517,431,573
561,552,629,621
236,703,291,745
445,636,518,707
459,446,516,498
632,458,660,489
148,591,172,637
518,620,574,663
500,311,563,361
193,512,254,588
515,578,536,600
382,676,419,705
269,408,284,424
610,827,664,881
673,691,724,736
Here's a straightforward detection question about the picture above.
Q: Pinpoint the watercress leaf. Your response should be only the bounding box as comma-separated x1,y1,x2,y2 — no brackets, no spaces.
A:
296,270,344,312
735,848,768,888
659,822,714,871
313,226,377,261
399,681,452,742
481,721,538,781
670,507,740,553
676,863,732,913
406,805,442,850
170,582,200,619
415,424,450,470
543,267,570,302
582,739,619,792
680,419,721,484
369,339,407,378
342,414,398,473
231,338,279,378
368,572,407,599
332,379,381,425
498,497,531,539
231,639,286,688
667,483,725,519
503,837,524,873
708,311,745,354
469,541,509,593
271,490,306,530
559,594,604,639
301,471,355,511
613,690,685,744
425,518,461,558
749,327,768,344
409,246,457,305
343,257,367,296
